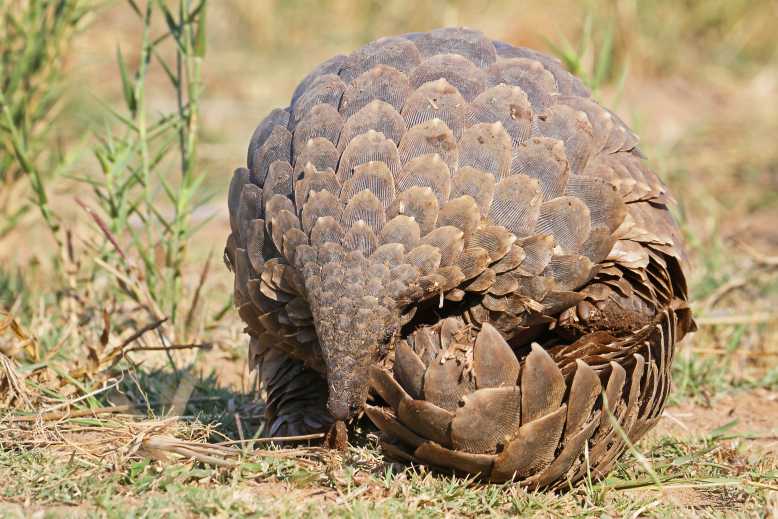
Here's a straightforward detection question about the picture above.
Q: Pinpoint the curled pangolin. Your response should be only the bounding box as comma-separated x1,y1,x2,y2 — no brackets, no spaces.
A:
225,27,695,488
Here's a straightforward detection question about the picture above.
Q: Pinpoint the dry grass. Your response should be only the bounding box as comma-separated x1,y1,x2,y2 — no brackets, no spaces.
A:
1,0,778,517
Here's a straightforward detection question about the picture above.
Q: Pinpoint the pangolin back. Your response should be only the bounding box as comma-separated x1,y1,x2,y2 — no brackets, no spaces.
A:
225,27,695,487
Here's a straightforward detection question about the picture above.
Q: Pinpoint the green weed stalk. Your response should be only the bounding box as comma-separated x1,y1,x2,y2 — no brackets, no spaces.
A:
86,0,209,338
0,0,92,240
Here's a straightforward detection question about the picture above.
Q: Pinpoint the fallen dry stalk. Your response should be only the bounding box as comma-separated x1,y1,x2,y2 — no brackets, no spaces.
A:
6,403,139,422
38,377,121,415
0,351,32,409
2,401,333,475
126,342,212,352
140,434,331,469
216,432,327,445
118,317,168,350
142,435,242,467
0,310,38,360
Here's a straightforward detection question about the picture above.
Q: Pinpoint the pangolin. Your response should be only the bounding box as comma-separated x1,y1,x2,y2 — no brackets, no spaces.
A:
225,27,695,488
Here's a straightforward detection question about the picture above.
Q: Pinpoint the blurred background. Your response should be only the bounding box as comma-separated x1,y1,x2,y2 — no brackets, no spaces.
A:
2,1,778,513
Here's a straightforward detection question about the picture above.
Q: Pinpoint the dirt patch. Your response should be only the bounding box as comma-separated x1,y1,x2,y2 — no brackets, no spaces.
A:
619,389,778,515
622,485,757,516
654,388,778,454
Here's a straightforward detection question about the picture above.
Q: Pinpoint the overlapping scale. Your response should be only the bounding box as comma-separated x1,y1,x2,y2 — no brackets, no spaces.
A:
511,137,570,200
396,154,451,206
494,43,591,98
398,119,458,171
340,65,412,117
401,78,467,138
336,130,401,183
250,125,292,186
293,138,339,180
468,84,533,145
410,53,486,102
292,104,343,161
537,104,594,176
535,196,592,254
459,122,512,180
291,74,346,125
489,175,542,238
337,100,406,152
486,58,558,111
413,27,497,68
339,36,421,83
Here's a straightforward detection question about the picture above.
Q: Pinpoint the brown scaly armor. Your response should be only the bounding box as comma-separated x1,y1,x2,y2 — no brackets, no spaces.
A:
225,27,695,488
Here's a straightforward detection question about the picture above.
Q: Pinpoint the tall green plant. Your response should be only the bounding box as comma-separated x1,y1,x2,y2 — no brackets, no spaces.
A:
0,0,92,239
83,0,210,337
545,12,628,97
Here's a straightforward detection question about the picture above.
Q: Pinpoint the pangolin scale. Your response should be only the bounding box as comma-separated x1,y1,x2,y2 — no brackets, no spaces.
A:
225,27,695,488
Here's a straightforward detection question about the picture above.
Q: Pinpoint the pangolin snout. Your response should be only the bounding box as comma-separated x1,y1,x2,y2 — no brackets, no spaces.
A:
327,398,361,421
